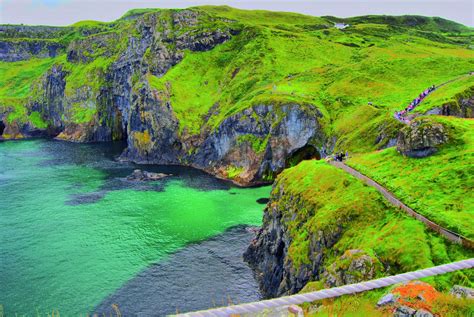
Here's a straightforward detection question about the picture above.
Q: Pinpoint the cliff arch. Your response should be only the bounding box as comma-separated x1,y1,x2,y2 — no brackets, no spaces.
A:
285,144,320,168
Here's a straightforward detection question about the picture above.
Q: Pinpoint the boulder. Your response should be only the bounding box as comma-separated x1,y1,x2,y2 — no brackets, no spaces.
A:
414,309,434,317
394,305,417,317
126,169,171,181
377,281,439,316
396,118,448,158
449,285,474,299
377,293,397,307
323,249,382,287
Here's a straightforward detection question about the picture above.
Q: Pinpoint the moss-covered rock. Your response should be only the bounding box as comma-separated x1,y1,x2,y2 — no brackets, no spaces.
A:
397,118,449,158
323,249,383,287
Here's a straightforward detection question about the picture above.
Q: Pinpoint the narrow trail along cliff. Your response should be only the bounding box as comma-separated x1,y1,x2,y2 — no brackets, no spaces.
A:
395,72,473,124
329,160,474,249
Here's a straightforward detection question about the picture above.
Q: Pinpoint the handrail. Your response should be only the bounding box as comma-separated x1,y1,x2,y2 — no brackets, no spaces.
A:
175,259,474,316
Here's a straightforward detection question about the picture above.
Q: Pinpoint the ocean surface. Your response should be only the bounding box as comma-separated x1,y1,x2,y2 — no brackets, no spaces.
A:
0,139,270,316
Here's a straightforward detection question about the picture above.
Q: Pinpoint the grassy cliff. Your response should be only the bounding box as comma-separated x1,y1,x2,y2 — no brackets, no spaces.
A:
274,160,472,286
347,116,473,239
1,6,473,148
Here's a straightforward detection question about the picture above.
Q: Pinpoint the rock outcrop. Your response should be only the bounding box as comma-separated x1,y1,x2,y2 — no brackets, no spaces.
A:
190,104,324,185
377,281,439,316
243,167,348,297
397,118,449,158
450,285,474,299
0,39,65,62
126,169,171,181
425,85,474,118
322,249,382,287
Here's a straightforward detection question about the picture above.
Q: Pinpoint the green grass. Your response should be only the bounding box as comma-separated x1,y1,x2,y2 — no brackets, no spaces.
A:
120,8,162,20
2,6,473,142
142,6,474,146
275,160,473,289
226,165,244,179
70,20,108,27
347,116,474,239
414,75,474,114
0,58,57,99
0,57,59,124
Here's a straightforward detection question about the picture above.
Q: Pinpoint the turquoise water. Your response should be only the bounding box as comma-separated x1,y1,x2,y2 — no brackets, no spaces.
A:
0,140,270,316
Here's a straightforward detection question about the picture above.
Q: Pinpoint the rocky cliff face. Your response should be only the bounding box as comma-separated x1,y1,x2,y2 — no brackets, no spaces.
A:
244,182,342,297
190,104,324,185
397,118,449,158
425,85,474,118
0,9,326,185
0,40,65,62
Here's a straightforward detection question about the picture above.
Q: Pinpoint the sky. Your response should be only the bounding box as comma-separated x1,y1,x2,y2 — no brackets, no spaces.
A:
0,0,473,27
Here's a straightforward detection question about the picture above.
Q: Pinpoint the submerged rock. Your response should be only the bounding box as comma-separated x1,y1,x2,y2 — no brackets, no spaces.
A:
126,169,171,181
256,198,270,204
397,118,449,158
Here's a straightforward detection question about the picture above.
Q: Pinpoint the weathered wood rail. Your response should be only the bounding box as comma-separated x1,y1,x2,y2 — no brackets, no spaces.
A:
330,161,474,250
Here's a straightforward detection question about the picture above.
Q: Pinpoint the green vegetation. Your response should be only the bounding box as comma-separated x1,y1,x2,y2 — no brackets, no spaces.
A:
144,6,474,145
414,75,474,114
120,8,162,20
347,116,474,239
0,58,57,99
0,57,58,123
236,134,268,154
298,288,474,316
1,6,473,145
275,160,473,289
226,165,244,179
70,20,108,28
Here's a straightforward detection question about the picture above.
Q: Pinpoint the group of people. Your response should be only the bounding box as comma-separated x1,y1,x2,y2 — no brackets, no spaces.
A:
394,85,436,123
333,151,348,162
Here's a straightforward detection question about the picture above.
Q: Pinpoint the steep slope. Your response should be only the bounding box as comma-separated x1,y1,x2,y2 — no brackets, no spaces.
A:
244,160,473,298
348,116,474,239
0,6,473,185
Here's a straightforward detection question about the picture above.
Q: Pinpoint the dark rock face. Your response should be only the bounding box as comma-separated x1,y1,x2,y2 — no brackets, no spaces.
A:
425,85,474,118
122,83,182,164
40,65,67,128
0,40,65,62
189,104,324,185
244,185,341,297
397,118,448,158
0,119,5,136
